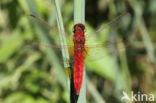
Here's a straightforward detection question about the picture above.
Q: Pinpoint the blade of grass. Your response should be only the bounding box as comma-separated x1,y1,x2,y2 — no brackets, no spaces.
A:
87,79,106,103
74,0,85,24
74,0,86,103
54,0,70,69
26,0,68,92
53,0,71,99
132,1,156,64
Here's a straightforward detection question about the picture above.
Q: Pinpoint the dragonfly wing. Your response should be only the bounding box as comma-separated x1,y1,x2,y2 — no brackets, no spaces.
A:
26,42,74,64
84,40,138,79
85,40,131,61
26,42,73,49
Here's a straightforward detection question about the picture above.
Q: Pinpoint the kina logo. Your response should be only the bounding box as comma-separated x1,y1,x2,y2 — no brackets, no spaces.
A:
121,91,154,102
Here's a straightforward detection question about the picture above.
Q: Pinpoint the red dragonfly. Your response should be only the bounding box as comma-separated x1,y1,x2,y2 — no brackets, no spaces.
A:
28,12,131,96
72,23,86,95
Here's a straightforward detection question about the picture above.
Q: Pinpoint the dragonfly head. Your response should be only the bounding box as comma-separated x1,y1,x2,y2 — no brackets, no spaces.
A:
73,23,85,33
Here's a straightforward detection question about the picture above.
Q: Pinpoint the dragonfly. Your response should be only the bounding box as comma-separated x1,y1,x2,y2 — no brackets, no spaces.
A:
28,12,133,101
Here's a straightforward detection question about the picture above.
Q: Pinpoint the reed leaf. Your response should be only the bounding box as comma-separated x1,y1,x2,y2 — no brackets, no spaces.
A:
74,0,86,103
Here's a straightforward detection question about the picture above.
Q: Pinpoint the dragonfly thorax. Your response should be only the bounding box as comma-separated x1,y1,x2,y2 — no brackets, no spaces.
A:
73,31,86,53
73,33,85,43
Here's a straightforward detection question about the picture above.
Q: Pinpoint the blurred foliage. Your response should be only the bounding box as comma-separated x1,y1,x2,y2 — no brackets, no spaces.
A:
0,0,156,103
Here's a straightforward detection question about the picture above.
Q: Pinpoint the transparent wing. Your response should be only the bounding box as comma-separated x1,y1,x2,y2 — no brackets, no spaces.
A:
84,40,130,62
26,42,73,49
26,39,137,63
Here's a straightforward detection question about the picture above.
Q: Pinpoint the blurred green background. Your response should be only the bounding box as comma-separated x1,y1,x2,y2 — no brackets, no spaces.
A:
0,0,156,103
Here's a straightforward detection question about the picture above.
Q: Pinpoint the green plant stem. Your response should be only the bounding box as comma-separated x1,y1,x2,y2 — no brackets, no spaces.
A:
54,0,70,69
74,0,86,103
54,0,71,96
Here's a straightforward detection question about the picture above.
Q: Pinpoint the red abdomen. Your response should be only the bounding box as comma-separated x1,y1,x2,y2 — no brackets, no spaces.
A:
74,51,84,95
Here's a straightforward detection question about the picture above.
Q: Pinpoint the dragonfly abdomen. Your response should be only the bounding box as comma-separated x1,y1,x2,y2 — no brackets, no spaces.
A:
74,51,84,95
